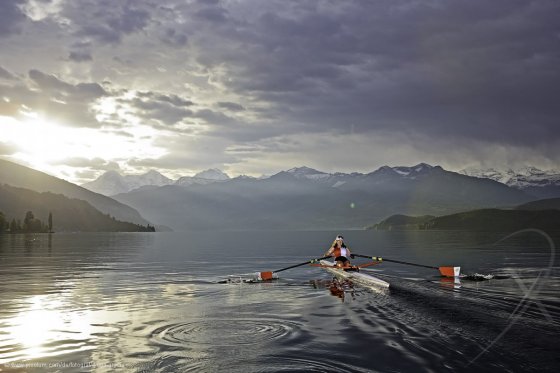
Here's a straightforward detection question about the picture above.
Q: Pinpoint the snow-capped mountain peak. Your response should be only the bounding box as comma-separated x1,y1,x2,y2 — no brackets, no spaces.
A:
460,166,560,197
83,164,560,200
287,166,322,174
370,163,439,178
414,163,434,172
286,166,330,180
193,168,230,181
82,169,173,196
174,169,230,187
81,170,128,196
369,165,398,176
460,167,510,183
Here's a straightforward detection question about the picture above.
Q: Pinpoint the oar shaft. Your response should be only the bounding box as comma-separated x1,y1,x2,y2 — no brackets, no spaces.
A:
383,258,438,270
273,255,332,273
352,254,438,270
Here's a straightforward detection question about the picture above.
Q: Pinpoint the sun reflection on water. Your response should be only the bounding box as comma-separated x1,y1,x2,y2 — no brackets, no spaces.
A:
1,295,91,363
0,294,128,365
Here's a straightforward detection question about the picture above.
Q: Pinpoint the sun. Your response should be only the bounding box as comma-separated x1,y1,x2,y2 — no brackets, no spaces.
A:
1,111,166,181
6,114,78,162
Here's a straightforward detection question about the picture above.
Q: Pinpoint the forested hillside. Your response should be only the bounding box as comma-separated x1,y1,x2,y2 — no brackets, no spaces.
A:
0,184,155,232
0,159,151,226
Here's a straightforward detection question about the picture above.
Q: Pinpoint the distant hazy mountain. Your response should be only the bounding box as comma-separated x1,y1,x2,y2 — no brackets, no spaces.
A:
275,163,441,188
0,159,150,225
371,196,560,232
516,197,560,211
112,163,533,231
460,166,560,198
175,168,231,187
285,166,331,180
369,214,436,230
194,168,230,180
0,184,154,232
371,209,560,233
84,163,454,197
423,209,560,232
82,169,173,195
83,168,231,194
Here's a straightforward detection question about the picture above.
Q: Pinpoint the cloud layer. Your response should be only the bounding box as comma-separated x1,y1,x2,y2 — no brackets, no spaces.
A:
1,0,559,181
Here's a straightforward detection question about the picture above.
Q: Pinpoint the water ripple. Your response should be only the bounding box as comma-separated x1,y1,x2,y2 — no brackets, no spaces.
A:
258,356,372,373
150,318,301,347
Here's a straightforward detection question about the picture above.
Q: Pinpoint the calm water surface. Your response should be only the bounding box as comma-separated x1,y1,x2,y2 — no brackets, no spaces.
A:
0,230,559,372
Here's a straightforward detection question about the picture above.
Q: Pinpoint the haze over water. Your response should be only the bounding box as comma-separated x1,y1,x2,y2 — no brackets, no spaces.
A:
0,230,558,372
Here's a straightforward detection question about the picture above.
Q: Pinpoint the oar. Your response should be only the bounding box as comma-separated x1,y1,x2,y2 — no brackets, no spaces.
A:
351,253,460,278
258,255,333,281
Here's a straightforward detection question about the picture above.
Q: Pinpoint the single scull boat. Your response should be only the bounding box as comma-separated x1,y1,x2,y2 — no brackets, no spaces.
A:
317,259,390,289
249,254,459,288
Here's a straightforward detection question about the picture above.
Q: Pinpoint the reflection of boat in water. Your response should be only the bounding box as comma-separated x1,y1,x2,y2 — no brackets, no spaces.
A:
310,278,356,301
439,276,461,289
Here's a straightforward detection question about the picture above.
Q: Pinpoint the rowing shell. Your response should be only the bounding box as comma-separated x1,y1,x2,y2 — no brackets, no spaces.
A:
319,260,390,289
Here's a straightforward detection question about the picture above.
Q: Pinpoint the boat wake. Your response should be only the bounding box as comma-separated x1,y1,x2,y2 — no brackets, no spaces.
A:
461,273,512,281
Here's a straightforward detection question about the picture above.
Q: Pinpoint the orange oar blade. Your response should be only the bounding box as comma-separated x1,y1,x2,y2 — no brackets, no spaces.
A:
257,271,275,281
439,266,461,278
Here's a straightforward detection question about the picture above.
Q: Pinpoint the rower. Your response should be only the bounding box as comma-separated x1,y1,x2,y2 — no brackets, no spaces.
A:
324,235,352,268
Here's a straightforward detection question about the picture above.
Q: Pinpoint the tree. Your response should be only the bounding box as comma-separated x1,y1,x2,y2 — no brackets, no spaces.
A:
23,211,42,232
0,211,5,233
10,219,18,233
23,211,34,231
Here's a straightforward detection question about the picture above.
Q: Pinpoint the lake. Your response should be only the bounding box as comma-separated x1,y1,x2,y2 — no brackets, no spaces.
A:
0,230,559,372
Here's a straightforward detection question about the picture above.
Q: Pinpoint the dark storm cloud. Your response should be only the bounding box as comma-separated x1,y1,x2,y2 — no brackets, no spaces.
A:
63,0,152,44
118,91,196,126
116,90,249,129
217,102,245,112
172,0,560,147
29,69,106,100
136,92,194,108
194,6,228,23
194,109,238,126
0,0,28,36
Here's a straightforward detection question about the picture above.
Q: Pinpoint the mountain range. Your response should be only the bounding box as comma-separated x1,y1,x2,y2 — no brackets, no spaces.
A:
84,164,560,200
109,163,535,231
460,166,560,199
3,159,558,232
81,168,232,195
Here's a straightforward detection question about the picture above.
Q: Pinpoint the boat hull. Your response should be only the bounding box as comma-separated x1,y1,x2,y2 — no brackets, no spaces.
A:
320,260,390,289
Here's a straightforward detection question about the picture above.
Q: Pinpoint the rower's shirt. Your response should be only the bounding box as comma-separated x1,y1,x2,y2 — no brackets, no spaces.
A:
333,247,349,258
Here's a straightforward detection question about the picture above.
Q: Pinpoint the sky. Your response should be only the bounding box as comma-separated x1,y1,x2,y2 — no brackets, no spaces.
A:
1,0,559,184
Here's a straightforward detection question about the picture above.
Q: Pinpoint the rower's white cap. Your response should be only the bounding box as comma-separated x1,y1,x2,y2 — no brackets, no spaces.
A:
335,235,344,241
